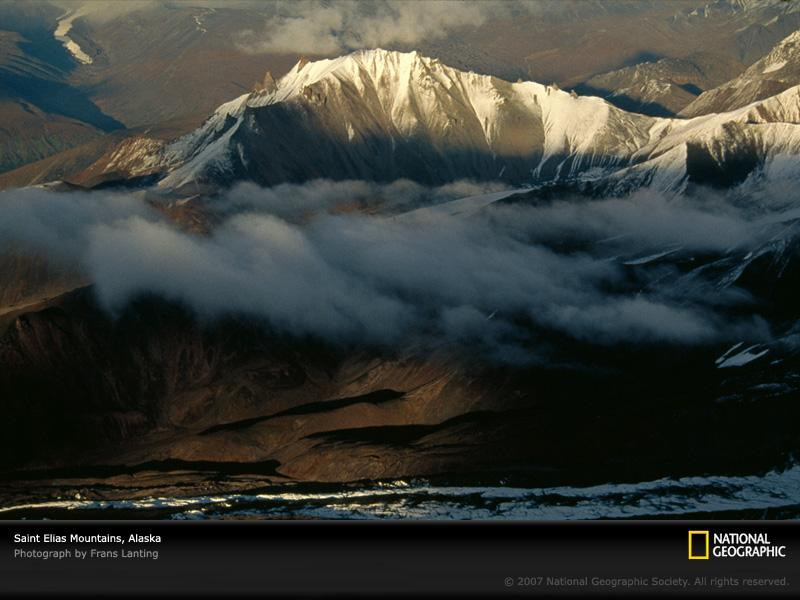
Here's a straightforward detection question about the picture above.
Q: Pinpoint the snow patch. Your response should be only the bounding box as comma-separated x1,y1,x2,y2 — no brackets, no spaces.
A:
763,61,787,74
716,344,769,368
622,247,681,265
395,189,525,220
193,16,207,34
54,11,93,65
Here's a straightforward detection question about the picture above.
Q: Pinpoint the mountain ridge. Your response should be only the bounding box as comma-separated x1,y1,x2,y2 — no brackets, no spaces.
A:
76,49,664,190
79,47,800,197
681,28,800,116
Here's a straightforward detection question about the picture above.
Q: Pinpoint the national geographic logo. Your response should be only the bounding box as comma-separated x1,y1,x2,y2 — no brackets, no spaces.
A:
689,530,787,560
688,531,709,560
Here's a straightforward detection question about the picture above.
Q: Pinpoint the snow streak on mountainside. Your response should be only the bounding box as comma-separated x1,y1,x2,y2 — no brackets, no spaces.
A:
682,30,800,116
93,48,800,196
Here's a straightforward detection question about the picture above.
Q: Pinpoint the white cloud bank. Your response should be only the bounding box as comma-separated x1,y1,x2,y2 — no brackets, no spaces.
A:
0,181,778,362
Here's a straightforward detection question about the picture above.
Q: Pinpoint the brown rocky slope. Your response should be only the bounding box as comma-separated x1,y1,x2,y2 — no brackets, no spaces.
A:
1,285,798,508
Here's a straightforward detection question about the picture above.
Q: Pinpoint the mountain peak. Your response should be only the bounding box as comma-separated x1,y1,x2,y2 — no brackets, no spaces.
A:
147,48,664,191
275,49,433,99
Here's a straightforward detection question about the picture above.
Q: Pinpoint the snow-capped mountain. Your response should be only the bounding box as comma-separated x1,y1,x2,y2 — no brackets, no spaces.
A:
90,48,800,196
603,84,800,195
96,50,663,189
681,29,800,116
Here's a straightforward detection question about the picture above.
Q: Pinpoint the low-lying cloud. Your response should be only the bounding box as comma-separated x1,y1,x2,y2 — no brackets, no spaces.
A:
0,180,782,362
0,186,155,261
236,0,530,55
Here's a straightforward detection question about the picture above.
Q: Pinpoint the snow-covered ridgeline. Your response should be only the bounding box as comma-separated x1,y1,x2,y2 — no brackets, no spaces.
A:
157,49,665,189
98,48,800,193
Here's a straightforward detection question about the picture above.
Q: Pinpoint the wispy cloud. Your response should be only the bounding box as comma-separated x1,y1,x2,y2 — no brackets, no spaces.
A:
0,181,778,362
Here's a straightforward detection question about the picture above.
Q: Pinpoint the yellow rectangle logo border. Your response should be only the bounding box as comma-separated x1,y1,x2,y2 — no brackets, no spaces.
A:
688,530,709,560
